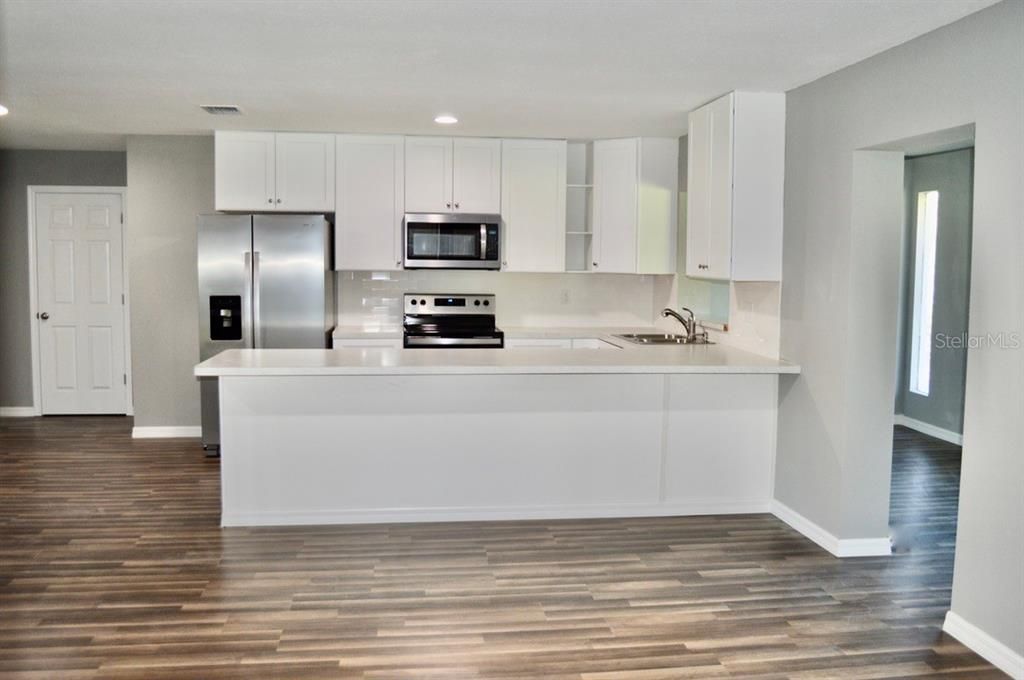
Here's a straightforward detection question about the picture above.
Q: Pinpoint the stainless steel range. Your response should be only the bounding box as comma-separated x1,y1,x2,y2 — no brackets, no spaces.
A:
402,294,504,348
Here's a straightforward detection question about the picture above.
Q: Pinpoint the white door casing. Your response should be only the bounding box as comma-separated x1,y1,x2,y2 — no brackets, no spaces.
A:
33,191,128,414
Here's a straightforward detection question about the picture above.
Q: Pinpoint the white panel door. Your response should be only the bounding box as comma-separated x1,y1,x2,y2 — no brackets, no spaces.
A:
685,104,711,277
705,93,734,279
501,139,566,272
453,137,501,214
215,131,276,210
335,135,404,271
592,138,639,273
35,192,127,414
274,133,335,212
405,136,453,212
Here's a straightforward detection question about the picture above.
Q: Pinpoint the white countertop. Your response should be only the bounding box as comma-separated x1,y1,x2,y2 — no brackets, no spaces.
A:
195,334,800,377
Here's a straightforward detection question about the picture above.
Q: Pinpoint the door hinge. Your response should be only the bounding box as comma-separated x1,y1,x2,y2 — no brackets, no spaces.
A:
123,374,127,385
120,213,124,224
121,293,125,305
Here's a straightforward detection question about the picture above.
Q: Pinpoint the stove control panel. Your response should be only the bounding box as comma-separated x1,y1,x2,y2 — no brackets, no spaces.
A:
404,294,495,315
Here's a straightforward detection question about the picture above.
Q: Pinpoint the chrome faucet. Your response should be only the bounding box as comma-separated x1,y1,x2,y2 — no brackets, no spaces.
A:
661,307,706,342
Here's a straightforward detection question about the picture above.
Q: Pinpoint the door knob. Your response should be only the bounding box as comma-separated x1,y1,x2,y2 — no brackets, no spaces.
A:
38,312,49,320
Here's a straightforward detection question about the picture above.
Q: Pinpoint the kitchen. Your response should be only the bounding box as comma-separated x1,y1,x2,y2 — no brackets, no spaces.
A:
195,108,798,525
0,1,1021,677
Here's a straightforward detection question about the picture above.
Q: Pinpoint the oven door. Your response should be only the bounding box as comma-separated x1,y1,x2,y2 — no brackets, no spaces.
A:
404,213,500,269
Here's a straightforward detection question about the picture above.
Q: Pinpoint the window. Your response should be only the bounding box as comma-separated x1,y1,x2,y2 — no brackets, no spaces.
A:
909,190,939,396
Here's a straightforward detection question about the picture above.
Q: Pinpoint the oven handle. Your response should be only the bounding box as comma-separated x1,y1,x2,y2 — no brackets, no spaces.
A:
480,224,487,260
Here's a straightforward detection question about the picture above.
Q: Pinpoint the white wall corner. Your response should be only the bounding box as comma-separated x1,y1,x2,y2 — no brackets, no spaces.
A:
894,414,964,446
771,499,892,558
131,425,202,439
0,406,40,417
943,611,1024,680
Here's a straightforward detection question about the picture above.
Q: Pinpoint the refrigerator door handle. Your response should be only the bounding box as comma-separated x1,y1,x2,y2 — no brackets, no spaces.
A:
243,251,254,348
252,251,262,348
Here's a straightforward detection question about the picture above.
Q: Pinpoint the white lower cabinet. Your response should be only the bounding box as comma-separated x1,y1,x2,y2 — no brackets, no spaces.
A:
505,337,616,349
333,338,402,349
501,139,567,272
505,338,573,349
335,135,404,271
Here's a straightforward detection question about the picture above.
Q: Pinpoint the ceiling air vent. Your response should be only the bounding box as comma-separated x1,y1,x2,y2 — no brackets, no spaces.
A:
200,104,242,115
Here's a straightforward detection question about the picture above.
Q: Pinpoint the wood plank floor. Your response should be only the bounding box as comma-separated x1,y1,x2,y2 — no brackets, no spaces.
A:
0,417,1003,679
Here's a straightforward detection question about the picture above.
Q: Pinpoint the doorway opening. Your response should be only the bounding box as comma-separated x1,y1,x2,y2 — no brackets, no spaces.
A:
890,146,973,553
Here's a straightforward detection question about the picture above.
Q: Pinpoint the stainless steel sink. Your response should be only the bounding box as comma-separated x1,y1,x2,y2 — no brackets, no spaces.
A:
614,333,714,345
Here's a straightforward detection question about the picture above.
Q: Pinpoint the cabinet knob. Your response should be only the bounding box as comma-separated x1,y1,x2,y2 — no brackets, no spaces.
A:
396,260,402,267
592,262,598,267
276,198,282,204
267,198,273,204
454,202,460,209
38,312,49,320
446,202,451,209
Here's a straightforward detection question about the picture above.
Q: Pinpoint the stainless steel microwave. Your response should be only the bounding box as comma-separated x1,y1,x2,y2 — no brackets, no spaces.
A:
404,213,501,270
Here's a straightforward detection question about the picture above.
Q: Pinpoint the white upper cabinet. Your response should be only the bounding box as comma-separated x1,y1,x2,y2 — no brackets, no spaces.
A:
335,135,404,271
274,133,335,212
215,131,276,211
686,91,785,281
592,138,678,274
405,136,453,212
215,131,334,212
405,137,501,214
500,139,567,272
453,138,501,213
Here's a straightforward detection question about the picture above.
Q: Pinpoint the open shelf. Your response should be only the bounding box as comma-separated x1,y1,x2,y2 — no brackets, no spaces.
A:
566,142,595,272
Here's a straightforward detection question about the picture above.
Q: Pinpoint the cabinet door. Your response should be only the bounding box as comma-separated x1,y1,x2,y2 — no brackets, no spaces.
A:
501,139,566,272
215,131,276,211
453,138,501,213
405,137,453,212
705,93,734,279
274,133,335,212
336,135,404,271
685,106,711,277
592,138,639,273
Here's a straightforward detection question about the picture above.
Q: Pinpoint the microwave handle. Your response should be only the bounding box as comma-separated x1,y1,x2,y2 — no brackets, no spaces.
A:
480,224,487,260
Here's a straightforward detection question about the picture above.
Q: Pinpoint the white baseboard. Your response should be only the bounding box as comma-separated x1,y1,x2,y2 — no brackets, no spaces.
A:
894,414,963,445
132,426,201,439
0,406,39,417
944,611,1024,679
222,499,772,528
770,499,892,558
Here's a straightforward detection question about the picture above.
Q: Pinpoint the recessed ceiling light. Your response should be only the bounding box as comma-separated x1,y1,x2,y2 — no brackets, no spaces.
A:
434,114,458,125
0,105,8,117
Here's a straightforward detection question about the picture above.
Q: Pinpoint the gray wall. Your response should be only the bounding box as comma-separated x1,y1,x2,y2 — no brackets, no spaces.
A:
777,0,1022,659
0,150,127,408
895,149,973,434
125,136,212,428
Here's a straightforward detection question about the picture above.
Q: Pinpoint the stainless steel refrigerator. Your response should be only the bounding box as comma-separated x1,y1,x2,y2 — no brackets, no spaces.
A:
197,214,333,452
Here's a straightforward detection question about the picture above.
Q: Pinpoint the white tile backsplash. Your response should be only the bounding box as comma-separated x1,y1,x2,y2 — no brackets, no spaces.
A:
336,271,662,330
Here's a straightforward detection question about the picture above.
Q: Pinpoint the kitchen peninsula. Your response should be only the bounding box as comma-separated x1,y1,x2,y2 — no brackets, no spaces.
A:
196,338,798,527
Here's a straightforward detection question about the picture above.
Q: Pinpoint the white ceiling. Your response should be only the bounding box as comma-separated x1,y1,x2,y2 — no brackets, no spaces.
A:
0,0,1001,150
